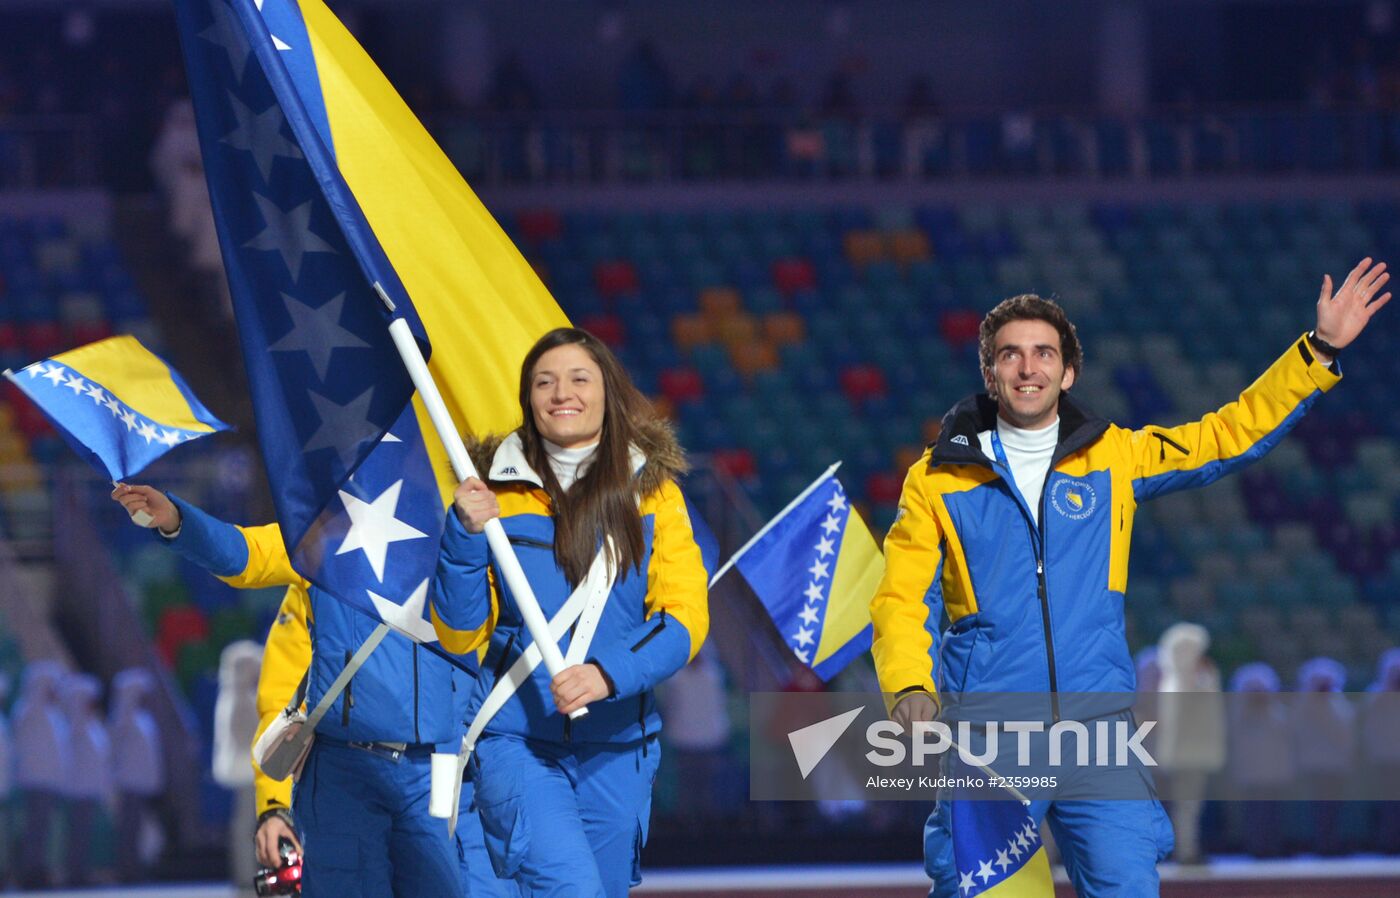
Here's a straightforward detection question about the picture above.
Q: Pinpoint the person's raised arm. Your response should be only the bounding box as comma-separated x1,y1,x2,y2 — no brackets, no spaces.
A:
1127,258,1389,502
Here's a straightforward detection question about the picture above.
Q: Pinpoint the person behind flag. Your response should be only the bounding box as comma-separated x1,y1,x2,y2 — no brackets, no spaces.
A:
433,327,709,898
870,259,1390,896
109,489,511,897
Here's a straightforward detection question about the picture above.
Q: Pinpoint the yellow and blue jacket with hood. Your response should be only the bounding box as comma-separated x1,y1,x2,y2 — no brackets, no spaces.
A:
431,422,709,747
871,335,1341,714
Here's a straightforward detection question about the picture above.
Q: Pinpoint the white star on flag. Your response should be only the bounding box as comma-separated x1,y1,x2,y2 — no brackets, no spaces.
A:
976,860,995,883
253,0,294,50
63,374,87,395
808,558,830,581
804,582,825,603
103,395,123,417
994,849,1011,871
1022,823,1038,843
136,421,159,444
26,364,45,378
814,535,835,557
199,0,252,81
798,605,820,627
157,429,184,448
792,626,815,648
269,292,370,381
958,871,975,894
41,366,66,387
367,578,437,643
1015,832,1030,850
1007,839,1023,859
826,491,848,513
221,93,303,183
244,194,336,282
119,409,139,432
84,383,108,405
793,648,810,664
336,479,428,581
303,387,381,469
821,514,842,536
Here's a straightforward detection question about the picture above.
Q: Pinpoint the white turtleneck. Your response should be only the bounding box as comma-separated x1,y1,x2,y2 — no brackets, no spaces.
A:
978,417,1059,525
543,438,599,492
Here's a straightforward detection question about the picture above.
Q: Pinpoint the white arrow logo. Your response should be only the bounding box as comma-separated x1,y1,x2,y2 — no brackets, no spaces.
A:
787,707,863,779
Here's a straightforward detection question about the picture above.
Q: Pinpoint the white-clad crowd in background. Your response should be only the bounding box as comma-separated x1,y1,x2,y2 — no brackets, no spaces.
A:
0,661,164,890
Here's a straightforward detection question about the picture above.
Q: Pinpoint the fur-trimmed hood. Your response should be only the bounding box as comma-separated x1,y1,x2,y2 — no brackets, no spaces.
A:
464,414,687,498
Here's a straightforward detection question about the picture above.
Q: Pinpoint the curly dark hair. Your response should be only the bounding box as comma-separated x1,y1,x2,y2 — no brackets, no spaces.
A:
978,294,1083,388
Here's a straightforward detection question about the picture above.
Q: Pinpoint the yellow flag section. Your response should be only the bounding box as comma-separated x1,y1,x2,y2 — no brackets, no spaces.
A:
981,848,1053,896
297,0,570,498
54,335,225,433
812,507,884,675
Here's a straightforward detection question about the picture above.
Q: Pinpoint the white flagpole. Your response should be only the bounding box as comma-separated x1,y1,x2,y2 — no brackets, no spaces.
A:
707,461,842,589
377,287,585,719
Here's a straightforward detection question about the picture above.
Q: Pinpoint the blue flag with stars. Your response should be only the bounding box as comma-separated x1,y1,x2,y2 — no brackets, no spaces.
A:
174,0,569,643
949,802,1053,896
173,0,442,639
731,464,882,681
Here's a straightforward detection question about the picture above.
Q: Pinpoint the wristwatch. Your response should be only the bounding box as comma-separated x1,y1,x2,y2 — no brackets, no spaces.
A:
1307,330,1342,359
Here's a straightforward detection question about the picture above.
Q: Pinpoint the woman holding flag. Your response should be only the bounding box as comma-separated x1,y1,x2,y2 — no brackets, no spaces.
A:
432,327,709,898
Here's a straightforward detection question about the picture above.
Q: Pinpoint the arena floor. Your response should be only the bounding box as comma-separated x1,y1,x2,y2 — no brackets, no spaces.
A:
14,858,1400,898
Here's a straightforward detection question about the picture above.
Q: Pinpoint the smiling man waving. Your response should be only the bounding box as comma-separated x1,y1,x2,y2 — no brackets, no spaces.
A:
871,259,1390,897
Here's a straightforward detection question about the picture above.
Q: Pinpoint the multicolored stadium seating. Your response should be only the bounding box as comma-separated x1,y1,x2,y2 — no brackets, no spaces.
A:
507,199,1400,685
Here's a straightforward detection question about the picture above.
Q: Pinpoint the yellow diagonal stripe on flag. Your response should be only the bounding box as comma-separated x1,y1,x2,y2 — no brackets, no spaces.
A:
982,847,1053,896
54,336,219,433
299,0,569,498
813,508,883,667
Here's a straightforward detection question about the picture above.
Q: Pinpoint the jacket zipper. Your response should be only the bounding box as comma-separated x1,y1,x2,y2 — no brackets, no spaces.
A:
1035,466,1061,722
1153,431,1188,461
999,454,1062,722
631,612,668,652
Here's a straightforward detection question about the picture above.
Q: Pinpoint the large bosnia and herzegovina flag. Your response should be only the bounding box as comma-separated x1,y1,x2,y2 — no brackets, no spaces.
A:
172,0,568,641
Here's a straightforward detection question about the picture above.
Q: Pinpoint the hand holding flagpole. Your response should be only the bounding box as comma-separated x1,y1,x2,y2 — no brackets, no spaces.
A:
376,286,585,719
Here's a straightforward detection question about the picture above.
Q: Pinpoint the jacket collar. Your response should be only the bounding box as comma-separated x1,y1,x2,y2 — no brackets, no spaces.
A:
488,431,647,488
928,392,1109,470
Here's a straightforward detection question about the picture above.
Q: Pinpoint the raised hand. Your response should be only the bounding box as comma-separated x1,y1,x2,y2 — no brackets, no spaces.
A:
1315,257,1391,355
110,483,180,533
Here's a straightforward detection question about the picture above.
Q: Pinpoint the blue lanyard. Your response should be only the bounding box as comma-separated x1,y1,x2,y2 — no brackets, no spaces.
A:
989,429,1010,469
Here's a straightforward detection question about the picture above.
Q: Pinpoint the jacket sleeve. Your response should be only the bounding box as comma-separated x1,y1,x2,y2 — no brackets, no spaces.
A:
252,584,312,817
589,479,709,703
430,510,498,656
870,454,943,713
1129,334,1342,502
163,495,309,590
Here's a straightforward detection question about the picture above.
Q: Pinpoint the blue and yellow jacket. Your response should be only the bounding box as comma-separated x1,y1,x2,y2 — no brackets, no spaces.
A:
431,430,709,746
253,584,310,818
871,336,1340,714
162,496,472,747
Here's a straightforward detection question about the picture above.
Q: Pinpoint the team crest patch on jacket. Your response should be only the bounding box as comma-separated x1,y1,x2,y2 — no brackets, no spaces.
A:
1050,479,1097,520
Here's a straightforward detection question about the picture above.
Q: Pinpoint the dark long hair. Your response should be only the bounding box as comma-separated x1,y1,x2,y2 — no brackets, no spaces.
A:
517,328,650,587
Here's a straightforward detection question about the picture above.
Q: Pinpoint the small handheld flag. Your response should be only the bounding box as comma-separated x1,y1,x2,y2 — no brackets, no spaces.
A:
714,463,882,681
949,801,1053,897
4,335,229,481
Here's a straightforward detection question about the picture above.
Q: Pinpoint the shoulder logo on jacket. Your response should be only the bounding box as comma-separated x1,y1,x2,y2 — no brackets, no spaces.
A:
951,434,969,446
500,466,518,476
1050,479,1097,521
